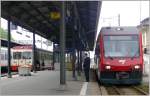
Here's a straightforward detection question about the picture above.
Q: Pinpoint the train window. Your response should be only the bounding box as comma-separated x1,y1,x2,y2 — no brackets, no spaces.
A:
44,54,46,59
104,35,139,57
45,54,47,59
47,54,49,59
13,52,22,59
0,53,5,60
46,54,48,59
22,52,32,59
48,54,50,59
50,54,52,60
41,53,44,59
5,53,8,60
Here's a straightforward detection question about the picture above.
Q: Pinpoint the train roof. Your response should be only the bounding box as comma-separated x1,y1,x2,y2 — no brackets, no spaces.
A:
12,45,32,49
100,26,139,35
12,45,52,53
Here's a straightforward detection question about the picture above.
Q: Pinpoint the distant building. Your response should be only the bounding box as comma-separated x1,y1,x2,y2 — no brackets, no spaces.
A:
137,17,150,54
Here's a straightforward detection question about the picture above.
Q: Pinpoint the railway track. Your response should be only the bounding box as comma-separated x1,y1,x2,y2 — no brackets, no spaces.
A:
103,85,149,95
132,86,149,95
111,86,124,95
94,70,148,95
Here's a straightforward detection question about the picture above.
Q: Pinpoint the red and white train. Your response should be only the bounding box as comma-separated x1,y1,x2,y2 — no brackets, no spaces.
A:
95,26,143,84
1,45,53,73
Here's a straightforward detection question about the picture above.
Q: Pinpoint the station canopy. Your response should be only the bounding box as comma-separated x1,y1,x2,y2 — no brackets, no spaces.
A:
1,1,101,51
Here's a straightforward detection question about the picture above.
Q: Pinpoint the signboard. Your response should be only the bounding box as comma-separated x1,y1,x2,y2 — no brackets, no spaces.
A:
50,12,60,20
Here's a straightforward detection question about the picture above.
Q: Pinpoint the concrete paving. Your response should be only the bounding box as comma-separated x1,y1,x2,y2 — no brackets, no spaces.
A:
1,63,148,96
1,62,101,95
86,82,101,95
1,70,85,95
142,75,149,84
1,68,102,96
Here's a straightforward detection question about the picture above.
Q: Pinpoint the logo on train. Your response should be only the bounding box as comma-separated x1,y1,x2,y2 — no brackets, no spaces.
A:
118,60,126,64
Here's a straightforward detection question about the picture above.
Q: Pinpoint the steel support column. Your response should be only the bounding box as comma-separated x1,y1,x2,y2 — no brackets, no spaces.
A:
32,30,36,73
7,19,12,78
60,2,66,85
72,4,77,79
72,29,76,79
52,43,55,70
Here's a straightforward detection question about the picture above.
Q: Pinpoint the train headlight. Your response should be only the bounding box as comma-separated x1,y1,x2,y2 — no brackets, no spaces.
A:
105,65,111,69
134,65,140,69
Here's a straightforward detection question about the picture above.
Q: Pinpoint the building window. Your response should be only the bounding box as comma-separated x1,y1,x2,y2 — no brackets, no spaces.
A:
11,23,17,30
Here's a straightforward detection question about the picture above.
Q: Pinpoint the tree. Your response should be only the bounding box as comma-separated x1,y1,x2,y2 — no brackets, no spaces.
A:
0,28,14,41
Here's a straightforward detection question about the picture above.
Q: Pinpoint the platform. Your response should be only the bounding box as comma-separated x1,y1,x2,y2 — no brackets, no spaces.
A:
1,69,101,96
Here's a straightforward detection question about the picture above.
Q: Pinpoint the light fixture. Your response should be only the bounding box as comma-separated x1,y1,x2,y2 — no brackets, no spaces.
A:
105,65,111,69
50,11,60,20
116,27,123,31
134,65,140,69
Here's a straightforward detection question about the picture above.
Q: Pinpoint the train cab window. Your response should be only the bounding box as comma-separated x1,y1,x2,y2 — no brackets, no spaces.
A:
22,52,32,59
104,35,139,57
13,52,22,59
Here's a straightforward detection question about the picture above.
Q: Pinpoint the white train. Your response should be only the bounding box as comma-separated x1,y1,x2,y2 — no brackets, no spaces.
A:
0,45,53,73
0,47,8,73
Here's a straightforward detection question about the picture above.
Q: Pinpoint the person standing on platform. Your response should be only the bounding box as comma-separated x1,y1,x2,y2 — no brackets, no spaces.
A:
83,53,91,82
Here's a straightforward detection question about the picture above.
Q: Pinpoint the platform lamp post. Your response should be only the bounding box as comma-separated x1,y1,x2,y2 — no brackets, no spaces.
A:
52,42,55,70
7,18,12,78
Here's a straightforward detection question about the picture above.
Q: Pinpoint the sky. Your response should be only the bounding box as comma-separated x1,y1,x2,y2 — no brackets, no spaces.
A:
1,18,53,51
1,1,149,57
94,1,149,58
96,1,149,39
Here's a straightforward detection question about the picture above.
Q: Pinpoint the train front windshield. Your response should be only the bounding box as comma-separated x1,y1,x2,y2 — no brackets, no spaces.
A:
22,52,32,59
104,35,139,57
13,52,22,59
13,52,32,59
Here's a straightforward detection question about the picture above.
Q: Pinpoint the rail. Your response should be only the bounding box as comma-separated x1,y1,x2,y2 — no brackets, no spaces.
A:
132,86,149,95
112,86,124,95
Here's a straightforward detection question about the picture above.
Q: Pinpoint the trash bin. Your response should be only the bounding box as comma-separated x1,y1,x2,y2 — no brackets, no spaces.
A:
18,66,31,76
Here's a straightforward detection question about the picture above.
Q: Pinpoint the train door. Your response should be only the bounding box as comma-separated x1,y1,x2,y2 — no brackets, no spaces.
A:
35,50,41,70
95,42,101,80
0,49,8,73
12,51,21,71
22,51,32,68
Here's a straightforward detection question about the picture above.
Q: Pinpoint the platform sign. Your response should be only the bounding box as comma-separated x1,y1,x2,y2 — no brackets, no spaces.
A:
50,12,60,20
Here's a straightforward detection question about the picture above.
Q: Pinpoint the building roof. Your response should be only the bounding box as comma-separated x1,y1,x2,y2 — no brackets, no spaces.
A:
141,17,150,26
1,1,102,51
